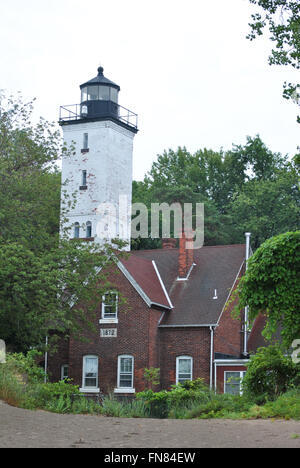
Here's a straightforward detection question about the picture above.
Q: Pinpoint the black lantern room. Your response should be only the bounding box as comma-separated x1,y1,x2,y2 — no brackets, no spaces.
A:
80,66,120,119
59,66,138,132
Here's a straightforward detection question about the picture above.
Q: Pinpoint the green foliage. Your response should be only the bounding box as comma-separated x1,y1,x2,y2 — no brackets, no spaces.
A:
235,231,300,347
247,0,300,121
1,353,299,419
0,352,102,413
136,379,212,418
136,380,255,419
143,367,160,389
132,137,299,250
242,346,300,403
100,394,150,418
0,94,126,352
4,350,45,384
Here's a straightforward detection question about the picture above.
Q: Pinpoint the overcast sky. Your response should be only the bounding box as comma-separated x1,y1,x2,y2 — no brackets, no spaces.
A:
1,0,299,180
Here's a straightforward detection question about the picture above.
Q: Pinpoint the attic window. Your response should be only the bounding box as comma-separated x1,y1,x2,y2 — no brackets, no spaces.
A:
100,292,118,323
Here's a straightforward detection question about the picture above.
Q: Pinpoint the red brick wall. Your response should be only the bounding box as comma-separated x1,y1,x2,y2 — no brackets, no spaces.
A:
49,265,162,394
47,334,69,382
216,365,247,393
214,272,244,357
159,327,211,389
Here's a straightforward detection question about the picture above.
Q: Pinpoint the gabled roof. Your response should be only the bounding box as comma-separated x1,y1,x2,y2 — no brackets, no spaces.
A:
120,244,245,326
118,254,173,310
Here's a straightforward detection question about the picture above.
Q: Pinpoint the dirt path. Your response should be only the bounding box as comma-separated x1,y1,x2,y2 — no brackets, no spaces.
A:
0,400,300,448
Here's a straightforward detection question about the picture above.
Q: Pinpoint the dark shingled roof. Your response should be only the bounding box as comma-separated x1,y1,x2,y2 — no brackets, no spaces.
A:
122,244,245,326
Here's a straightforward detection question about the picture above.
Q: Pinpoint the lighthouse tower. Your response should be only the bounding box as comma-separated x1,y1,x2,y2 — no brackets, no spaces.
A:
59,66,138,250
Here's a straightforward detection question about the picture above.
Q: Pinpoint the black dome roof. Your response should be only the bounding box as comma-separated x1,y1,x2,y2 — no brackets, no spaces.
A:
80,66,120,91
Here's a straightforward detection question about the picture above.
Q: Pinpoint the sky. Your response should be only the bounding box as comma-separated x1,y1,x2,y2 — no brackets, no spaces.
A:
0,0,299,181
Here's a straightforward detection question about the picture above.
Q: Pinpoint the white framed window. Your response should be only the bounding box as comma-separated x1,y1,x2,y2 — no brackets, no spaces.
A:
224,371,246,395
80,355,99,392
100,291,118,323
74,222,80,238
61,364,69,381
114,355,135,393
176,356,193,385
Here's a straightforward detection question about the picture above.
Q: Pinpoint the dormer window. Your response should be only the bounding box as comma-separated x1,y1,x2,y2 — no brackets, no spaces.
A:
100,291,118,323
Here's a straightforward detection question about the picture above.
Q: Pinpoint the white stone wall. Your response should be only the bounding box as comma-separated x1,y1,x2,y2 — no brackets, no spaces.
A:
60,120,135,250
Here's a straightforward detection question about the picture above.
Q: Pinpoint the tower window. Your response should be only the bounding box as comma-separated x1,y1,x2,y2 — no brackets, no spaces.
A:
83,133,88,150
82,170,87,187
86,221,92,238
74,222,80,239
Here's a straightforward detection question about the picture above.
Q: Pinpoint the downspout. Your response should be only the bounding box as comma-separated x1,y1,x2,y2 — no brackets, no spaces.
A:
44,336,48,384
210,326,214,390
243,233,251,356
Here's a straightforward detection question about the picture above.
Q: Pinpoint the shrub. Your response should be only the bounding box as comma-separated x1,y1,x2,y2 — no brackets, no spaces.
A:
242,345,300,403
100,394,150,418
136,379,212,418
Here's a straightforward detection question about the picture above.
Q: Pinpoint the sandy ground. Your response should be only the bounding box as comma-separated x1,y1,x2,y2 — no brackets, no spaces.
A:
0,400,300,449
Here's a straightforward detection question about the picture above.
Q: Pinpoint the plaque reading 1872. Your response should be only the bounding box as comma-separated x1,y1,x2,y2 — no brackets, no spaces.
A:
100,329,117,338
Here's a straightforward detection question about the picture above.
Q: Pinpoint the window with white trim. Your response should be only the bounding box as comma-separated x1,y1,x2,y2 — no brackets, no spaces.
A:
117,355,134,389
176,356,193,384
224,371,246,395
82,355,98,390
61,364,69,381
101,292,118,320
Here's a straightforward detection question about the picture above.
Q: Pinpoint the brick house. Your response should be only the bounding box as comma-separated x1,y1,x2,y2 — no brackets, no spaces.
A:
48,236,255,396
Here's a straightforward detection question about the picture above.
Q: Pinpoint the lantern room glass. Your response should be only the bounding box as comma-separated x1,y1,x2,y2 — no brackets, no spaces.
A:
81,86,118,103
81,86,118,104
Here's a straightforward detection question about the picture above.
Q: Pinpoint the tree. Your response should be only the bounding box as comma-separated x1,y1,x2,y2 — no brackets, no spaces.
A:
235,231,300,349
0,240,120,352
230,169,300,248
132,137,298,249
247,0,300,122
0,94,124,352
0,93,63,253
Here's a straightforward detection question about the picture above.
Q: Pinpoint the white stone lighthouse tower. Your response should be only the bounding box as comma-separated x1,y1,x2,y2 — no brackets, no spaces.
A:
59,66,138,250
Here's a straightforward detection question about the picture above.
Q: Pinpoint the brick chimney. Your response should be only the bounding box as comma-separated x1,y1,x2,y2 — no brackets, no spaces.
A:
162,238,177,249
178,231,194,279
